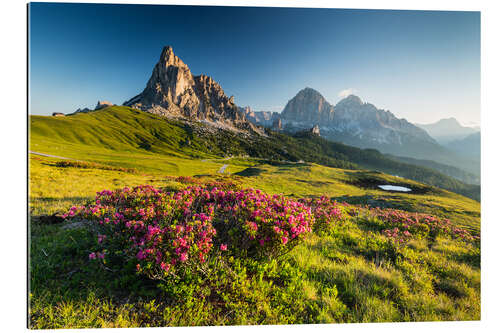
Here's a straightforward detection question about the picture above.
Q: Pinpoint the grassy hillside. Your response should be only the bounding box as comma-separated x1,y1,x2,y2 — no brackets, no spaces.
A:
30,106,479,201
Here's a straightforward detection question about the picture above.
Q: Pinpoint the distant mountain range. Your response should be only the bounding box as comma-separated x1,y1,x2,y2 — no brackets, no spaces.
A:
416,118,479,144
243,88,479,177
446,132,481,160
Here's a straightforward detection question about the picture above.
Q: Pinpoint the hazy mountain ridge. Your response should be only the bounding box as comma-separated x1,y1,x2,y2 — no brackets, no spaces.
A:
416,117,479,144
446,132,481,160
386,154,480,185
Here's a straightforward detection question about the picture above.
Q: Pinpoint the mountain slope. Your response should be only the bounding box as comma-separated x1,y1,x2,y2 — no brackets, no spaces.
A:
30,106,479,201
385,154,480,185
446,132,481,160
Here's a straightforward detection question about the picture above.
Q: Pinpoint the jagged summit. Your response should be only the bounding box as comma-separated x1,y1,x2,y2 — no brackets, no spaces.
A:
336,94,363,107
298,87,323,95
123,46,249,130
159,46,182,65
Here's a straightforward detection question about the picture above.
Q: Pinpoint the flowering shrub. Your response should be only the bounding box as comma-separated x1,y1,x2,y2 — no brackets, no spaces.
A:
205,188,314,258
299,196,353,234
369,208,479,244
64,185,314,280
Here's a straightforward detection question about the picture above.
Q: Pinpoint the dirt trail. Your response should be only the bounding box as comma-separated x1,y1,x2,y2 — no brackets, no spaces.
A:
30,151,71,160
218,164,229,174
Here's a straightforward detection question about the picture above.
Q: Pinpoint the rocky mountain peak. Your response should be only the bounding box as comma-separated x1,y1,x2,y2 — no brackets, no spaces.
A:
281,87,335,125
297,87,324,98
159,46,188,68
336,94,363,108
123,46,250,130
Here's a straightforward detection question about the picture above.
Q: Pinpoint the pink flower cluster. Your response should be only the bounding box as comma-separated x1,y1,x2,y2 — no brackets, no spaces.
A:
370,208,479,244
299,196,352,233
65,185,314,279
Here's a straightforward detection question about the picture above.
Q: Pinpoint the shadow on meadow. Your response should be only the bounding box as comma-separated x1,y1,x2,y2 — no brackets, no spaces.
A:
344,171,436,195
234,167,265,177
29,223,187,328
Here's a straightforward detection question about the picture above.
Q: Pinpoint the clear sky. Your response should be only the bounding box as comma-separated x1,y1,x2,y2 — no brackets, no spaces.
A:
29,3,480,126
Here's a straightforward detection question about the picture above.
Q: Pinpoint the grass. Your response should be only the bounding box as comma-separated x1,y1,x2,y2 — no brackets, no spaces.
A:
28,107,481,328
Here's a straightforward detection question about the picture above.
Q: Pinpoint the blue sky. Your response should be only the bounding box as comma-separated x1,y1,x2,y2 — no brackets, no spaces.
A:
29,3,480,125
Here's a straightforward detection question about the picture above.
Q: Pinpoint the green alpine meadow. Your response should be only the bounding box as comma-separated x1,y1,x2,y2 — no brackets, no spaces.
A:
28,3,481,329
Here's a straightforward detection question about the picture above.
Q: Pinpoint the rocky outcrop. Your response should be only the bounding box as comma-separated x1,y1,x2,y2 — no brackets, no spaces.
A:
52,112,65,117
310,124,320,136
124,46,248,129
74,107,91,114
95,101,114,110
272,118,282,131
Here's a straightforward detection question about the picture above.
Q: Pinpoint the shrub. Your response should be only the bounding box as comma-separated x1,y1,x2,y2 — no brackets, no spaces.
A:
299,196,355,235
54,160,137,173
369,208,479,244
63,185,314,282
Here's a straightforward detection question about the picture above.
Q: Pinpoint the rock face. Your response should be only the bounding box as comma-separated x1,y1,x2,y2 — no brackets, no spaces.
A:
329,94,436,145
272,118,282,131
95,101,114,110
124,46,246,128
281,87,334,127
279,89,435,147
242,107,279,128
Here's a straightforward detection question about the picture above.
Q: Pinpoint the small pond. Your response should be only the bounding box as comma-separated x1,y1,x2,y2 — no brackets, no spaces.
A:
378,185,412,192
